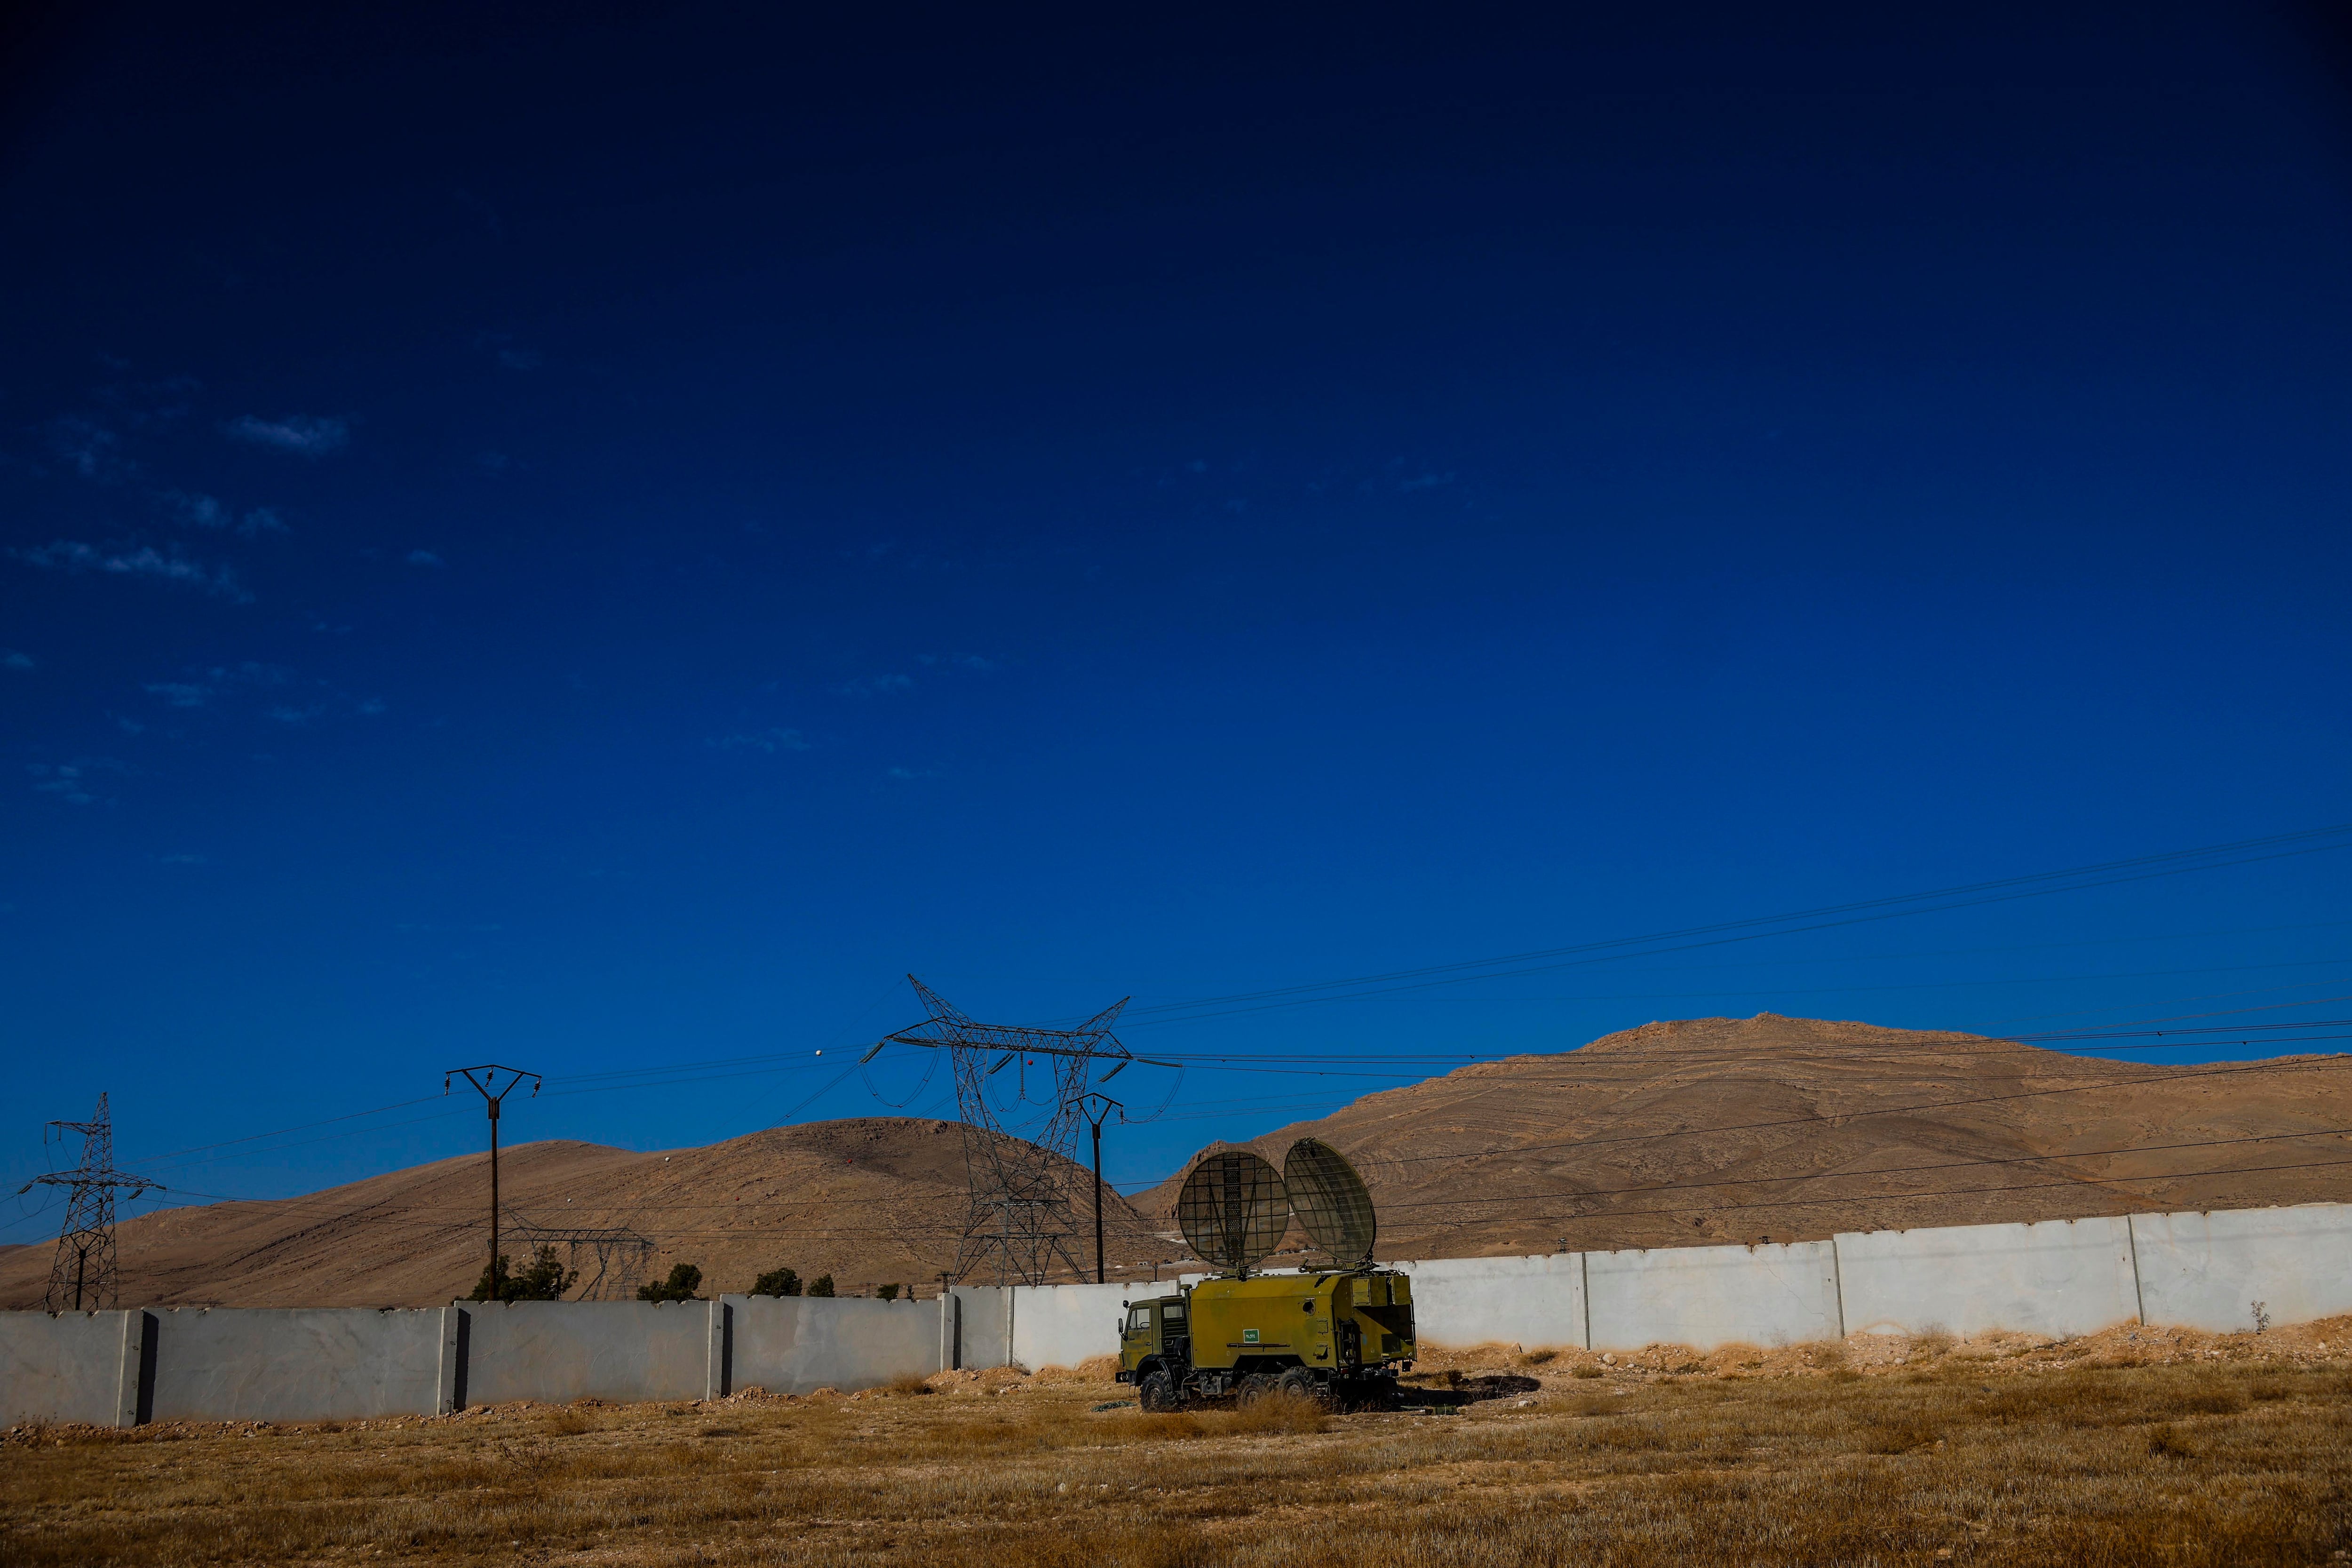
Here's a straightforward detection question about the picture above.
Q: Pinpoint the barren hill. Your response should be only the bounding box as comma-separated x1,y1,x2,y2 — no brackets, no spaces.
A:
0,1118,1164,1310
14,1015,2348,1308
1134,1014,2352,1265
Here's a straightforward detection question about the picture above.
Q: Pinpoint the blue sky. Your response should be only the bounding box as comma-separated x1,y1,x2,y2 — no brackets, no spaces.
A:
5,3,2351,1241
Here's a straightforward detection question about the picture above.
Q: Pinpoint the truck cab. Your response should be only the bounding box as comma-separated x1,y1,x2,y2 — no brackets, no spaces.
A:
1117,1293,1190,1384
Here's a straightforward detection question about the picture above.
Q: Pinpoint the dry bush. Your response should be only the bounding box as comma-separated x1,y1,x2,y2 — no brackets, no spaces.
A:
1216,1392,1331,1437
1569,1363,1604,1380
886,1372,934,1397
1518,1348,1558,1367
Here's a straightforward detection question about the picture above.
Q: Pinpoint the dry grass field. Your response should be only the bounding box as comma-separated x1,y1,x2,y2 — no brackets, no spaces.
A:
9,1319,2352,1568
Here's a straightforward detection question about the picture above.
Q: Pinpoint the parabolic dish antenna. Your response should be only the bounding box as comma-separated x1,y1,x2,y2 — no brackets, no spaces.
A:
1282,1138,1377,1265
1175,1149,1289,1276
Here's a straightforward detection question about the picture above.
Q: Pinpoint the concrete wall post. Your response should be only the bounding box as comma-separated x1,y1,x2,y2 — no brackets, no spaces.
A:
112,1310,147,1427
436,1305,463,1414
705,1299,731,1400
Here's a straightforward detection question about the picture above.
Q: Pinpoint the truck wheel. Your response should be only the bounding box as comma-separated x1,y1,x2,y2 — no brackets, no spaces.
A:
1235,1373,1276,1408
1139,1370,1179,1412
1275,1368,1323,1406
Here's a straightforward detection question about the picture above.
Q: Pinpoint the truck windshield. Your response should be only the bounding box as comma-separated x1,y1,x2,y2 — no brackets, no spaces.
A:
1127,1307,1151,1330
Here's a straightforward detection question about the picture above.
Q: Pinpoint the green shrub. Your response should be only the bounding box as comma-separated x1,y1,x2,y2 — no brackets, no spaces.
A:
753,1267,802,1297
637,1263,704,1303
469,1245,577,1302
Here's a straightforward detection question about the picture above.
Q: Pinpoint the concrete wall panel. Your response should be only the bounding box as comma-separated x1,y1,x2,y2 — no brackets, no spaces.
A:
1585,1241,1843,1352
1400,1254,1589,1351
1008,1281,1129,1371
0,1311,135,1426
460,1300,714,1407
946,1287,1013,1370
148,1307,445,1423
1836,1216,2139,1338
2132,1204,2352,1333
723,1296,938,1394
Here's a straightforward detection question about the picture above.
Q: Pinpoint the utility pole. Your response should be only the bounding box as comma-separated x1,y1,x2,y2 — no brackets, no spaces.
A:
445,1065,539,1298
18,1093,155,1311
1080,1092,1123,1285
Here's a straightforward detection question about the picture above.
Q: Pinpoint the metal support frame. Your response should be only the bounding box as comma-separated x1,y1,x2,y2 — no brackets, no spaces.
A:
875,977,1159,1286
502,1210,656,1300
18,1093,155,1312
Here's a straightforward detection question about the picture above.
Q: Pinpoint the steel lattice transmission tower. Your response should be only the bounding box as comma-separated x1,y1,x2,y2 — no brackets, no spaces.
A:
874,976,1139,1286
18,1094,156,1312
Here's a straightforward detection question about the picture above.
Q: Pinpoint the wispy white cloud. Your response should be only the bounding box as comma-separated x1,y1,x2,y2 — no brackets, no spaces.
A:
140,661,294,712
832,674,914,698
143,681,210,708
30,764,96,804
884,764,941,780
224,414,350,456
156,489,230,528
1,650,32,671
14,540,252,602
27,761,119,806
407,549,445,567
41,416,132,481
474,331,540,370
159,852,208,865
154,490,288,537
1399,470,1455,491
713,728,813,754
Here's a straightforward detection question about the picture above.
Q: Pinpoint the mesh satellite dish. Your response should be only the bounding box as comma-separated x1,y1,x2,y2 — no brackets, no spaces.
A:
1175,1150,1289,1276
1282,1138,1377,1266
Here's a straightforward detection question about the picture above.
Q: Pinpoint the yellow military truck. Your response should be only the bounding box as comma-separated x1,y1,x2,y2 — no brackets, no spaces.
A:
1117,1267,1415,1408
1121,1138,1407,1408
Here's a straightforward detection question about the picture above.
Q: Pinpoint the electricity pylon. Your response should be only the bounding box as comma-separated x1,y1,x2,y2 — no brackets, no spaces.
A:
873,977,1146,1286
19,1093,156,1312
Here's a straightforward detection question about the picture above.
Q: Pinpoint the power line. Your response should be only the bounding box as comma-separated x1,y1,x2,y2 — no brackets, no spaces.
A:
1111,824,2352,1027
